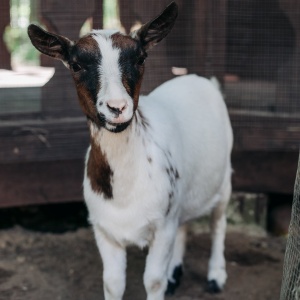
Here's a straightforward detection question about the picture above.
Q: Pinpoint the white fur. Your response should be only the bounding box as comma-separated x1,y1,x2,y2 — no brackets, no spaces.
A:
84,73,233,299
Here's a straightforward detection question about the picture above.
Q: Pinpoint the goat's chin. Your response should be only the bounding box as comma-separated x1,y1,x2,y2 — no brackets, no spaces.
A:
104,120,132,133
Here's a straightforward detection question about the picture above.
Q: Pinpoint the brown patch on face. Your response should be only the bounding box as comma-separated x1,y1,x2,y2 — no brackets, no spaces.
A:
111,33,145,111
76,83,98,120
132,75,143,110
69,35,102,126
87,138,113,199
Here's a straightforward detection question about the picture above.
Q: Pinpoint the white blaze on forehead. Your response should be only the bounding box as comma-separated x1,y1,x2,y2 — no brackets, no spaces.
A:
91,30,134,125
92,31,121,80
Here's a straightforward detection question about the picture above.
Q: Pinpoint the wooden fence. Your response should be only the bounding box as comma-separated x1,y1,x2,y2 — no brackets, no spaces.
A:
0,0,299,207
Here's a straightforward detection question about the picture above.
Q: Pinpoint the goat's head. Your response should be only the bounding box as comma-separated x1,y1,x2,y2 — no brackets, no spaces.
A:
28,2,178,133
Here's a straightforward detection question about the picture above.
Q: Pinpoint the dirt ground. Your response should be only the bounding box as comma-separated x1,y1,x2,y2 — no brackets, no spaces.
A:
0,203,286,300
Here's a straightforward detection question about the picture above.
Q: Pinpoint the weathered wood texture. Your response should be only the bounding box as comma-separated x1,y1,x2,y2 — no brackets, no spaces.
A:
0,118,89,164
230,110,300,151
232,151,299,195
0,160,84,208
0,0,11,69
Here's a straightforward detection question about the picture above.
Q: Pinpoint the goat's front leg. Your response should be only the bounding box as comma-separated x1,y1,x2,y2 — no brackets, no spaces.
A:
144,222,177,300
93,226,127,300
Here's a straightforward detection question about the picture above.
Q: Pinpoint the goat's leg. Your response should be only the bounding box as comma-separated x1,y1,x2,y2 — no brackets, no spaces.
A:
207,181,231,293
94,226,127,300
144,222,177,300
165,225,186,295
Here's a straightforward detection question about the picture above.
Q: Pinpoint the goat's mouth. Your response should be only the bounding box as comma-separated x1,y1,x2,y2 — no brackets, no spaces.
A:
96,113,132,133
105,120,131,133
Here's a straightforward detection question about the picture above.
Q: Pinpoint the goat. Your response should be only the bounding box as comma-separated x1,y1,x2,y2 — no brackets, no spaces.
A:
28,2,233,299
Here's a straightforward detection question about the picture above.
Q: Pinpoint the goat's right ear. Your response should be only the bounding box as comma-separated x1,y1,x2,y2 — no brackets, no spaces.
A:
28,24,72,62
131,2,178,51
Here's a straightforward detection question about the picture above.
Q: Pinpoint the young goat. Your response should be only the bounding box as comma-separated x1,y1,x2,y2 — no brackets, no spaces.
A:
28,2,233,299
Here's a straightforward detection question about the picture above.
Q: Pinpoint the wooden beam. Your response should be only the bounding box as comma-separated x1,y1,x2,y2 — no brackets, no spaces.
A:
0,117,89,163
0,159,84,208
232,150,299,194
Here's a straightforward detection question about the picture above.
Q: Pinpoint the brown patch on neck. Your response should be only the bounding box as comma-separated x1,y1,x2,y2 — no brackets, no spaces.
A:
87,138,113,199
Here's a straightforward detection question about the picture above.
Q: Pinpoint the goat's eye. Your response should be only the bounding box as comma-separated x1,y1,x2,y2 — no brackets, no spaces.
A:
136,56,146,66
70,62,82,72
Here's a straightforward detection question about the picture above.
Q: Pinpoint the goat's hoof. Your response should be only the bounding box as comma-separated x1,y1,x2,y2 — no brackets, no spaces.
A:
165,281,177,296
165,265,183,296
207,279,222,293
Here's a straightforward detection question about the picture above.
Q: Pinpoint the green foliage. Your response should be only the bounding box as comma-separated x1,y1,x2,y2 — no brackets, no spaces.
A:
5,0,119,66
5,0,40,65
4,26,39,65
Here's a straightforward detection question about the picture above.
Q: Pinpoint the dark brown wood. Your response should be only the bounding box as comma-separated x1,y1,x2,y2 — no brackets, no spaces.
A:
0,160,84,208
92,0,103,29
277,0,300,112
0,0,11,70
230,110,300,151
0,117,89,164
232,150,299,194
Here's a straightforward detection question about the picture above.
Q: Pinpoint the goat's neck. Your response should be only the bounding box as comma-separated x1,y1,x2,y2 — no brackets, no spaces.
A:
89,109,149,166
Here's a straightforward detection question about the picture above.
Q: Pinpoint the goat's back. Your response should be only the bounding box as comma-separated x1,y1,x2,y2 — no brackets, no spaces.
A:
140,74,233,222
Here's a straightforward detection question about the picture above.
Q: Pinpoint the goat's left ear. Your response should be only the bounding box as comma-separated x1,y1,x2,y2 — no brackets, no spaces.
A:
131,2,178,51
28,24,72,62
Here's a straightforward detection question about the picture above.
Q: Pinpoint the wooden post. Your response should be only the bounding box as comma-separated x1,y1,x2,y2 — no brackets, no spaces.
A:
0,0,11,70
277,0,300,112
92,0,103,29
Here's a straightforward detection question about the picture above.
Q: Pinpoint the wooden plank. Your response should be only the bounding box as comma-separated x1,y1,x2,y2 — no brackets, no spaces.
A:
230,110,300,151
0,160,84,208
0,117,89,163
232,150,299,194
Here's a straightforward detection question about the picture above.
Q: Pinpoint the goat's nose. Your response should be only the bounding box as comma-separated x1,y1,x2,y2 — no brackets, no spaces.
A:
107,99,127,116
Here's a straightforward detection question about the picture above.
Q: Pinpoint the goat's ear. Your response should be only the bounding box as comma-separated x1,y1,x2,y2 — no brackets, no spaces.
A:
131,2,178,51
28,24,72,62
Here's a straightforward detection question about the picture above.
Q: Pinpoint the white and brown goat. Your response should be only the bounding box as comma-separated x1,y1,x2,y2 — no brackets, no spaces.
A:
28,2,233,300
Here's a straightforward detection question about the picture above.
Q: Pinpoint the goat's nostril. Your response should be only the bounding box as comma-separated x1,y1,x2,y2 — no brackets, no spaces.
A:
106,100,127,116
107,104,125,116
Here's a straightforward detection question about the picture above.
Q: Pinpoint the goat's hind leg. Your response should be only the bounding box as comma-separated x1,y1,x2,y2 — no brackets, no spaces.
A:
165,225,186,295
207,179,231,293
